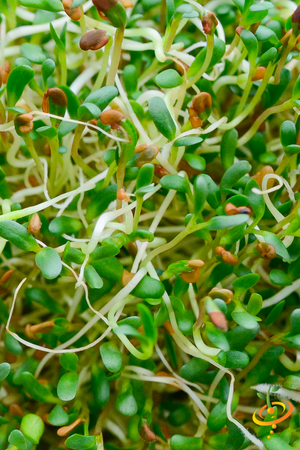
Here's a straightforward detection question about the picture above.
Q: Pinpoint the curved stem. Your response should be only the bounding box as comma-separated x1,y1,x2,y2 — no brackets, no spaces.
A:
187,34,214,88
238,98,294,146
235,340,272,387
234,67,255,117
93,37,113,91
22,134,44,180
71,125,97,178
107,27,124,86
221,63,275,131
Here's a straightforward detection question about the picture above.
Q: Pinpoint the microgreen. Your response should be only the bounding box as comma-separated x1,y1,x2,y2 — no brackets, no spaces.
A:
1,0,300,449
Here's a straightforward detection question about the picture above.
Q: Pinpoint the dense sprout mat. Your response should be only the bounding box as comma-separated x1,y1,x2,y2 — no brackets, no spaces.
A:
3,0,300,449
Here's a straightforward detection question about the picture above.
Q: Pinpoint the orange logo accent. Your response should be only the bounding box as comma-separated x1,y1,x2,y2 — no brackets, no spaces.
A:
252,399,293,438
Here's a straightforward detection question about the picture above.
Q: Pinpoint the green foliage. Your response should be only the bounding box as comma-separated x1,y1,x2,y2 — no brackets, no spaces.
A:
2,2,300,450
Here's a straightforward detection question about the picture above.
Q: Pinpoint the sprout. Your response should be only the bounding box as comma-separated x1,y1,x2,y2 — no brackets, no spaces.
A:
79,29,109,51
2,1,300,449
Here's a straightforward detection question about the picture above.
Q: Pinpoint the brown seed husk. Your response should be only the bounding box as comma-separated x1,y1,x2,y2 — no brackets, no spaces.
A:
80,29,109,51
179,267,200,284
251,66,267,81
100,109,125,128
28,213,41,234
46,87,68,108
192,92,212,114
209,311,228,331
30,320,55,334
139,424,157,443
255,242,277,260
221,251,238,265
92,0,118,12
62,0,82,20
122,270,135,287
57,418,84,437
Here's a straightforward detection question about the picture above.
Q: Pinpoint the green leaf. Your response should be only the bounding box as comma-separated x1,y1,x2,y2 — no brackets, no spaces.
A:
193,174,207,216
168,406,191,427
50,23,65,51
180,358,210,382
7,65,34,107
21,414,45,445
245,179,265,222
91,365,110,408
283,375,300,390
161,174,189,193
0,220,40,252
61,86,81,120
285,144,300,155
255,25,278,43
263,435,294,450
100,342,123,373
132,276,165,299
232,273,260,297
8,430,27,450
257,392,265,400
48,404,69,426
220,223,245,247
280,120,297,147
4,332,23,355
42,58,55,81
116,387,138,416
20,372,56,402
78,103,101,121
206,322,230,351
200,174,220,209
170,296,194,335
170,435,203,450
0,362,10,381
188,38,225,78
207,401,228,432
293,73,300,100
18,0,63,11
231,305,259,329
57,371,78,401
65,434,96,450
106,2,127,28
25,287,64,314
289,309,300,335
220,160,252,192
247,293,263,316
20,43,46,64
258,46,277,67
173,136,203,147
36,126,57,139
60,353,78,372
137,303,158,345
49,216,83,236
259,230,291,263
84,85,119,112
91,257,123,283
119,118,137,164
265,301,285,326
270,269,292,286
224,351,249,369
148,97,176,140
240,29,259,65
155,69,183,89
84,265,103,289
205,214,249,230
136,163,154,190
220,129,238,170
183,154,206,171
35,247,62,280
123,65,138,94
